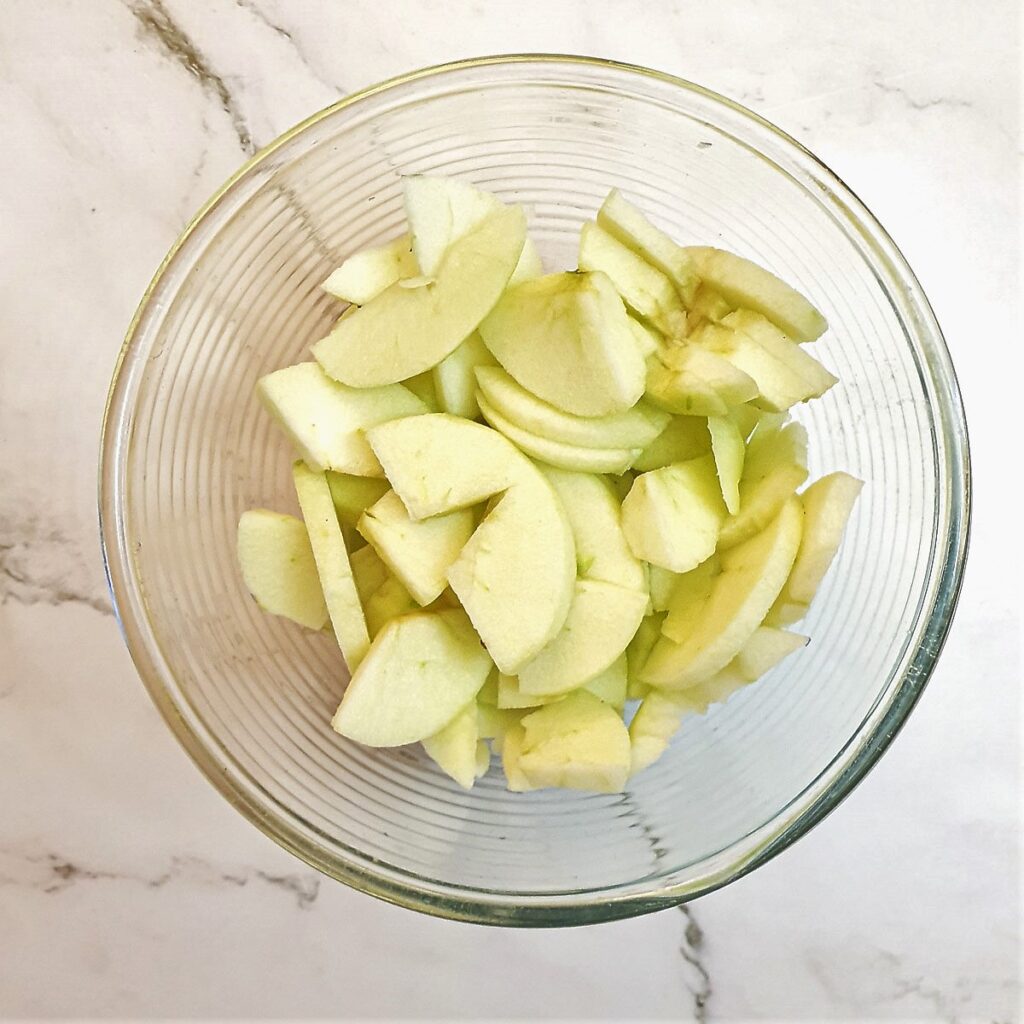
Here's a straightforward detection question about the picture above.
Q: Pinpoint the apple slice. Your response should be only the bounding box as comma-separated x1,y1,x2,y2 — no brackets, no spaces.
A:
500,721,536,791
708,413,745,514
516,580,648,697
538,466,646,591
581,653,628,710
349,542,390,606
684,246,828,342
313,204,526,387
641,498,803,687
332,609,491,746
432,331,496,420
579,221,687,338
477,700,522,741
510,237,543,285
626,614,663,699
689,626,808,707
402,371,439,411
292,462,370,671
661,554,721,643
479,270,646,416
628,688,694,776
647,565,680,612
633,415,711,472
596,189,699,304
497,673,564,710
685,283,734,335
621,454,727,572
627,316,662,357
322,234,419,305
767,471,863,625
516,692,630,794
475,365,669,450
325,472,390,527
258,362,427,476
237,509,328,630
357,490,474,606
477,393,640,475
646,347,758,416
422,700,480,789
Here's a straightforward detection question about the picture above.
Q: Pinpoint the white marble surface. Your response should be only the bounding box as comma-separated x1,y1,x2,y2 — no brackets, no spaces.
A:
0,1,1018,1020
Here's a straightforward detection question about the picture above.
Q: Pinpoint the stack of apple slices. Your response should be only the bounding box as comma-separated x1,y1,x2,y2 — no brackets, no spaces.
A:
237,176,862,794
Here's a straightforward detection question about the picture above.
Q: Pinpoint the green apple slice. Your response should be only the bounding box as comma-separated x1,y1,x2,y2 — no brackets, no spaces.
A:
258,362,427,476
516,580,649,697
432,331,496,420
349,542,390,606
767,471,863,624
497,673,564,710
500,721,536,791
476,700,521,741
628,688,694,776
422,700,480,789
708,413,745,514
627,316,662,357
538,465,646,591
596,189,699,304
475,365,668,450
479,270,646,416
292,462,371,671
626,614,663,698
331,609,491,746
685,283,734,334
646,347,758,416
579,221,687,338
517,691,630,794
357,490,475,606
477,393,640,475
647,565,681,612
581,653,628,710
661,554,722,643
321,234,419,305
641,498,803,687
621,454,727,572
684,246,828,342
363,576,418,637
510,237,543,285
237,509,328,630
313,204,526,387
325,472,390,527
402,371,439,412
633,415,711,472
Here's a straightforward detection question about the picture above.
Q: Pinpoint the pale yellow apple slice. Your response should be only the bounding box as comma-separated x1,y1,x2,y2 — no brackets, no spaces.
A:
509,237,543,285
628,688,694,776
645,347,758,416
661,554,721,643
626,614,663,699
647,565,680,612
516,691,630,794
313,204,526,387
621,454,727,572
349,542,390,606
237,509,328,630
357,490,474,606
332,609,491,746
685,283,734,335
476,700,522,742
500,721,536,792
627,316,662,357
475,365,668,450
363,577,417,637
581,653,628,710
477,393,640,475
432,331,496,420
325,472,390,527
597,189,699,304
641,498,803,687
633,415,711,472
516,580,649,697
579,221,687,338
707,413,745,514
690,626,809,706
292,462,370,671
479,270,646,416
258,362,427,476
767,471,863,625
402,371,439,411
684,246,828,342
321,234,419,305
422,700,480,789
538,466,646,591
497,674,564,710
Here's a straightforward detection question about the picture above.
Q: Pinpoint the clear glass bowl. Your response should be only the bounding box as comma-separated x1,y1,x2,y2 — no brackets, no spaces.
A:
99,56,970,926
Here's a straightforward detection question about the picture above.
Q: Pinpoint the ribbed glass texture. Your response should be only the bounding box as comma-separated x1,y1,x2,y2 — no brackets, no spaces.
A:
100,57,969,925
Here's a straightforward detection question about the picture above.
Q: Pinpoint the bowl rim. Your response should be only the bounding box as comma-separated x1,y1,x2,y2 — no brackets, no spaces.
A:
99,52,972,927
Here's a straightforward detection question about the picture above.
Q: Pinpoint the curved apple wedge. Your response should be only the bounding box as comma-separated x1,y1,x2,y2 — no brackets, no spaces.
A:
422,701,480,789
321,234,418,305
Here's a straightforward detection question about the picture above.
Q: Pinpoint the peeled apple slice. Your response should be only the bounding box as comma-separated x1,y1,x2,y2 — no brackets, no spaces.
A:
497,674,563,710
707,413,745,514
326,472,390,527
432,331,495,420
661,554,721,643
322,234,418,305
363,575,417,637
422,701,480,789
349,542,390,606
645,347,758,416
581,654,628,710
633,415,711,472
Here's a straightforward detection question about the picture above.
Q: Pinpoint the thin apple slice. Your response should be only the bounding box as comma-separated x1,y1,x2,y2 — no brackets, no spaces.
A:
331,609,491,746
313,204,526,387
237,510,328,630
621,455,727,573
646,347,758,416
684,246,828,342
422,700,480,789
510,237,543,285
581,653,628,710
597,189,699,304
626,614,663,699
628,688,695,776
325,472,390,527
497,673,564,710
685,283,734,335
627,316,662,357
767,472,863,624
478,393,640,475
258,362,427,476
476,700,522,742
479,270,646,416
500,721,536,791
517,692,630,794
633,415,711,472
432,331,496,420
357,490,474,606
708,413,745,514
349,542,390,606
292,462,370,672
579,221,687,338
322,234,419,305
475,365,668,450
641,498,803,687
647,565,680,612
661,554,721,643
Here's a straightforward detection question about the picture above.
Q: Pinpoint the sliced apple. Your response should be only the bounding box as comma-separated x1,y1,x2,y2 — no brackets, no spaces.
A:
685,283,734,335
422,700,479,789
332,609,491,746
661,554,722,643
237,509,328,630
479,270,646,416
510,237,543,285
647,565,680,612
497,673,564,710
361,571,416,638
349,542,390,606
325,472,390,527
767,472,863,624
579,221,687,338
322,234,419,305
432,331,495,420
500,721,536,792
684,246,828,342
633,415,711,472
313,204,526,387
357,489,474,606
597,189,699,304
292,462,370,671
476,700,522,741
258,362,427,476
621,454,727,572
627,316,662,357
646,347,758,416
581,653,628,710
626,614,663,699
628,688,694,776
641,498,803,687
477,668,499,706
708,413,745,514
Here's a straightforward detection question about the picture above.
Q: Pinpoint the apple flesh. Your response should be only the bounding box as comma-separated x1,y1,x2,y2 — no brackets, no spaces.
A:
325,472,390,527
432,331,495,420
646,347,758,416
349,542,390,606
321,234,419,305
633,415,711,472
708,413,745,514
422,700,480,789
661,554,722,643
685,283,734,335
581,653,628,710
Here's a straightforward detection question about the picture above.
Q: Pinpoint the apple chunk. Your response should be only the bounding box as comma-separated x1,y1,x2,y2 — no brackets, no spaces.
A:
422,701,480,789
432,331,495,420
325,472,390,527
707,413,745,514
633,415,711,472
321,234,419,305
646,347,758,417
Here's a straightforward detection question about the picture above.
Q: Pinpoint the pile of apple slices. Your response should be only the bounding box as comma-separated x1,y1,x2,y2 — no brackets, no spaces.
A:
237,175,862,794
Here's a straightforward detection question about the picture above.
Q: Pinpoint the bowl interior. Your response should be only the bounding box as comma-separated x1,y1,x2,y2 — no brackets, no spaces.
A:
102,57,967,924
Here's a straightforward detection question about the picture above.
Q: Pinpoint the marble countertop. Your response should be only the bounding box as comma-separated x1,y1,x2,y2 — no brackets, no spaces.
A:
0,2,1018,1020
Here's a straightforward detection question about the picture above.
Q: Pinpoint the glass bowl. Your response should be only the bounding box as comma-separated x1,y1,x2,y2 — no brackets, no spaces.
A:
99,55,970,926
